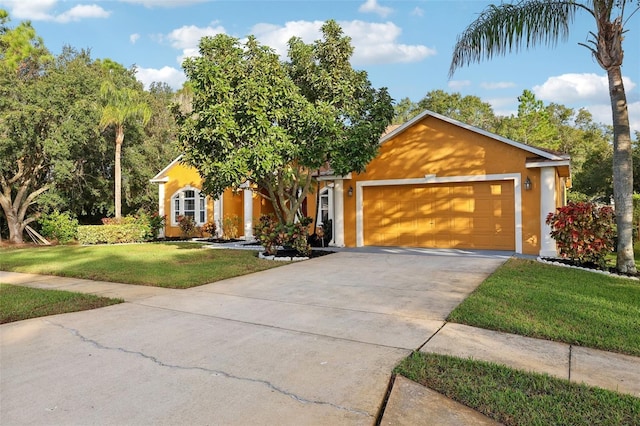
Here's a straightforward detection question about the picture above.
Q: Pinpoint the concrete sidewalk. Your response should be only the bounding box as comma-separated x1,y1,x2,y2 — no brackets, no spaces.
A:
0,270,178,302
2,265,639,425
381,322,640,425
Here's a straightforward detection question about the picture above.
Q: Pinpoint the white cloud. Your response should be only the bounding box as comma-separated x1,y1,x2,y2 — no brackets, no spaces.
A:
251,21,322,57
448,80,471,90
161,19,432,72
165,24,226,50
533,72,639,132
358,0,393,18
1,0,55,20
486,97,518,117
344,21,435,64
249,20,435,65
0,0,111,22
135,66,186,90
55,5,110,23
130,33,140,44
586,101,640,134
411,7,424,17
162,23,227,64
119,0,207,7
533,73,636,104
481,81,516,90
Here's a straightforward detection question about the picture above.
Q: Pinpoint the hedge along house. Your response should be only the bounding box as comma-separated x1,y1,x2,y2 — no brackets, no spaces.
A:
152,109,570,256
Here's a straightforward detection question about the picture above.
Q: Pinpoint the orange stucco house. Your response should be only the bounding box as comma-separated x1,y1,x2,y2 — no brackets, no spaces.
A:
151,110,570,256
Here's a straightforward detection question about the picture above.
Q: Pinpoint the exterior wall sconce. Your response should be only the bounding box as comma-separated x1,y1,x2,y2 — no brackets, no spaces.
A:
348,186,354,197
524,176,532,191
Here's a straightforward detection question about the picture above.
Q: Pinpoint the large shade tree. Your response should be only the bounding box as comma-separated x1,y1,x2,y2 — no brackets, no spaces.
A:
175,20,393,226
0,11,51,243
449,0,639,273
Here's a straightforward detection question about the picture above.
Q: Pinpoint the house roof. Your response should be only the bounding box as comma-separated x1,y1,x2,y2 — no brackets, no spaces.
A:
150,155,183,183
153,110,572,183
381,109,571,162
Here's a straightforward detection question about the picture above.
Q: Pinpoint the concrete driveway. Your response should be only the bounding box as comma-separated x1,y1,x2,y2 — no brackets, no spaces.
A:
1,250,507,425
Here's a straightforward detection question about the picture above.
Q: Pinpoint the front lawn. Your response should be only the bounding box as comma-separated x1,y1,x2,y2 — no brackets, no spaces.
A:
0,284,123,324
0,243,284,288
447,258,640,356
395,352,640,426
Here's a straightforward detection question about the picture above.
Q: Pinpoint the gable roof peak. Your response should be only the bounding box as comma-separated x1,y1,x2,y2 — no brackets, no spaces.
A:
382,109,569,162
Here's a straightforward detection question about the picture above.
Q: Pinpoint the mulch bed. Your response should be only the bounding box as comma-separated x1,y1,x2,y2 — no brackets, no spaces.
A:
154,237,243,243
266,249,335,259
541,257,639,278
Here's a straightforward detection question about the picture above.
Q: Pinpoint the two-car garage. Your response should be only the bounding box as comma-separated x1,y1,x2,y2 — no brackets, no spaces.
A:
361,180,516,251
328,110,570,256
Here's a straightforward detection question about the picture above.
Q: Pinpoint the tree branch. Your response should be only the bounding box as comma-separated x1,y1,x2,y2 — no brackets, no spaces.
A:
17,184,49,222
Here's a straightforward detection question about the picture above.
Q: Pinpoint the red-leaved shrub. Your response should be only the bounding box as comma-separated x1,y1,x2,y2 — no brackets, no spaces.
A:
545,202,615,269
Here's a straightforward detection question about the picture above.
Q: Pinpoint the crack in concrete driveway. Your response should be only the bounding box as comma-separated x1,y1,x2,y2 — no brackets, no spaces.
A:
47,319,373,418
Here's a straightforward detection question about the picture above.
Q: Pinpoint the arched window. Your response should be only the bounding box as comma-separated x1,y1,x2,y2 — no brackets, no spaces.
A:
171,187,207,226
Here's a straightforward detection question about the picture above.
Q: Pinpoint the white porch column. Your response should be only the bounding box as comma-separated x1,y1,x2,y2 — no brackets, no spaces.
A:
157,183,165,238
539,167,557,257
333,180,345,246
213,198,223,238
243,188,253,239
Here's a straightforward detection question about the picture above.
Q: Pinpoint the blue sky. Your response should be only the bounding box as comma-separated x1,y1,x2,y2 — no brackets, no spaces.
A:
1,0,638,132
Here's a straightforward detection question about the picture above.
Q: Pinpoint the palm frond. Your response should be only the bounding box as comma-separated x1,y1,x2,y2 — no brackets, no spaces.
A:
450,0,580,76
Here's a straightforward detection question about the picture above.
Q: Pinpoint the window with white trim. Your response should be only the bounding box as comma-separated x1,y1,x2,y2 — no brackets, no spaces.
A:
319,189,329,225
171,188,207,225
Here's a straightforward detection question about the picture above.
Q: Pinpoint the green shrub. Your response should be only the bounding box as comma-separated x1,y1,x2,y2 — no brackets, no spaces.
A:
254,215,312,256
38,210,78,244
101,216,137,225
202,221,217,237
546,201,615,269
134,211,165,240
101,212,165,241
254,215,279,255
77,224,148,245
566,190,591,203
222,215,241,240
146,213,166,239
177,215,198,237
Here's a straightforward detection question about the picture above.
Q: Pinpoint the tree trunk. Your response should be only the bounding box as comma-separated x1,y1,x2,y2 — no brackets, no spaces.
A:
608,66,636,273
114,126,124,218
0,200,26,244
8,218,23,243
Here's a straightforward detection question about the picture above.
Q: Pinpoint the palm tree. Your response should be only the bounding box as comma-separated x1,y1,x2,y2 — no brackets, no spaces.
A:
100,81,151,218
450,0,638,273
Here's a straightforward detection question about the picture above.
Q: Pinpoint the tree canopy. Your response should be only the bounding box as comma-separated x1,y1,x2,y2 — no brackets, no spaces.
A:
0,10,178,242
175,20,393,225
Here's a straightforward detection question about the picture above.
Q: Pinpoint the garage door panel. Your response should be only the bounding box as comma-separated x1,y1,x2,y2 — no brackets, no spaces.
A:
363,182,515,250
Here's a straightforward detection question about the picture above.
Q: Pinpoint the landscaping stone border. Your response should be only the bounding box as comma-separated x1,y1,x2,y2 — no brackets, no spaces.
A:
537,257,639,280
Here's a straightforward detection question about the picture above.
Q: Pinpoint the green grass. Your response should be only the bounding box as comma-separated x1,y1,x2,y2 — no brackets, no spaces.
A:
447,258,640,356
0,284,123,324
395,352,640,426
0,243,284,288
